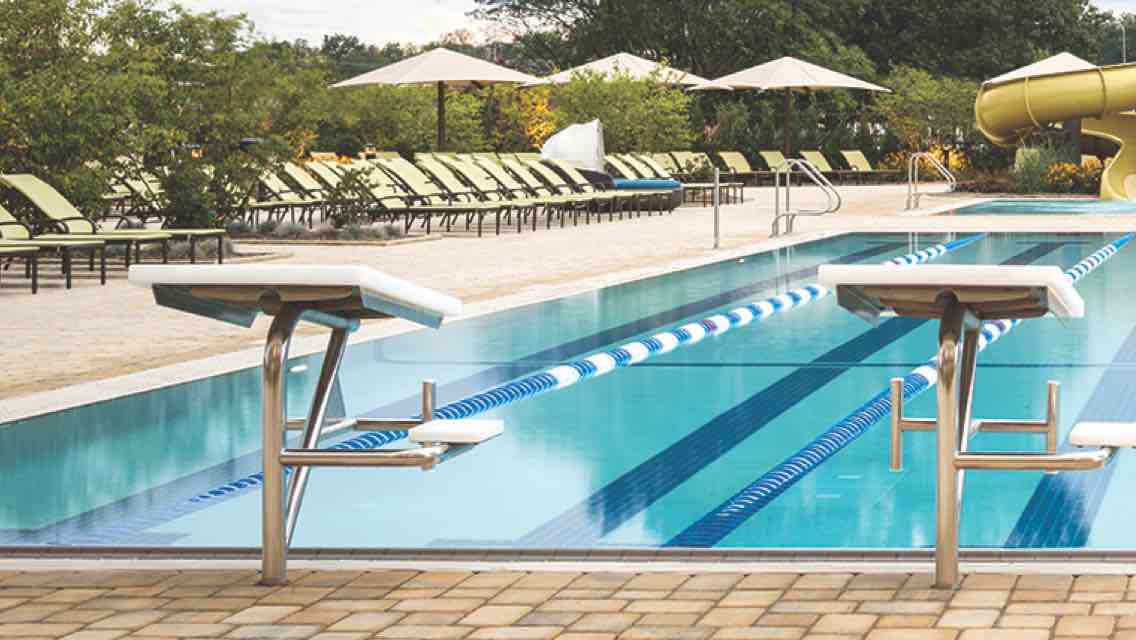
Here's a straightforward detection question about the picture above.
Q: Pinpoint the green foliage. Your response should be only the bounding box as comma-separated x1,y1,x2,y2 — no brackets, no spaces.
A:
551,71,694,151
1011,145,1064,193
706,101,752,152
323,168,377,228
872,67,979,152
158,159,217,229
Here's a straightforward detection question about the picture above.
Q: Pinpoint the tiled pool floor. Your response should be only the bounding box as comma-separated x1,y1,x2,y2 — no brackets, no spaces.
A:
4,567,1136,638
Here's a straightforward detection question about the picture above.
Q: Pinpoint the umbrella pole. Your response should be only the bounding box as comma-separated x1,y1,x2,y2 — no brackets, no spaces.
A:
783,88,792,158
437,81,446,151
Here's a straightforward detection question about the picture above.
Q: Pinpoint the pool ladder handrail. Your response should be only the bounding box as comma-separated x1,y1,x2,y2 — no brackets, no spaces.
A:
771,159,842,237
905,151,957,210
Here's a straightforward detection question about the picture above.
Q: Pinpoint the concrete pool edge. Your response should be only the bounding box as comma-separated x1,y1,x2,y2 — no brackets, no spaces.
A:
2,229,849,425
10,547,1136,575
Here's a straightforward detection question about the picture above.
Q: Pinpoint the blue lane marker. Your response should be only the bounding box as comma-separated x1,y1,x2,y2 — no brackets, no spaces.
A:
658,242,1070,549
1006,327,1136,548
0,241,907,545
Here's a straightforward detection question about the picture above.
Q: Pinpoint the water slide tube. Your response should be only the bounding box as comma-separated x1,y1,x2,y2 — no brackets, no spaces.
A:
975,63,1136,200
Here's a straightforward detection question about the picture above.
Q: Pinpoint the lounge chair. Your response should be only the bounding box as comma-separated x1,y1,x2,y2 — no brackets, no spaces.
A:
0,203,105,288
758,150,789,171
250,171,325,227
840,151,901,182
605,155,642,179
515,152,541,163
669,151,745,204
438,156,579,232
0,174,172,268
499,158,624,222
0,244,38,293
542,158,667,217
474,157,599,228
375,157,507,236
717,151,771,185
800,151,857,183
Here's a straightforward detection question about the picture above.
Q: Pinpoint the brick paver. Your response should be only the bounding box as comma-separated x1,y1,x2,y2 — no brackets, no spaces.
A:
8,569,1136,638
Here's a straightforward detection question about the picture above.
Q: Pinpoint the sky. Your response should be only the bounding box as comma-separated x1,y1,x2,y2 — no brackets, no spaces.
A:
177,0,1133,46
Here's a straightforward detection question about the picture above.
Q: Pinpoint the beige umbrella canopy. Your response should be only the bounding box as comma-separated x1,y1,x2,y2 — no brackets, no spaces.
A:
694,56,890,156
332,47,540,149
529,52,710,86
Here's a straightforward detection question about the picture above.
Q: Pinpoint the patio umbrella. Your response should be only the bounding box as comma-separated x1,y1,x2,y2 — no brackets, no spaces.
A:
331,47,540,150
528,52,710,86
693,56,889,156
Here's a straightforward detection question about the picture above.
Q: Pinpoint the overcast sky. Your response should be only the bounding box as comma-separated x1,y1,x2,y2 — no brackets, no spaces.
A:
177,0,1133,45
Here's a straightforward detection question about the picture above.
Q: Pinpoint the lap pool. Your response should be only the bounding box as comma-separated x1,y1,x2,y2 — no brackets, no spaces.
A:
5,232,1136,552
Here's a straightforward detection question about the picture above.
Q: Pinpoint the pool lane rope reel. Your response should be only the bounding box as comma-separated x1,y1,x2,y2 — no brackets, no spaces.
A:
665,233,1135,548
191,235,983,504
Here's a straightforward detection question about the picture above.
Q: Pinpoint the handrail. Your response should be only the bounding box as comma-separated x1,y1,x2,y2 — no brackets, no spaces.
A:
771,159,842,237
906,151,957,210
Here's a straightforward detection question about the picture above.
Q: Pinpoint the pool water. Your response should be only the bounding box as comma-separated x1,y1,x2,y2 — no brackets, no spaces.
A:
955,199,1136,215
5,233,1136,551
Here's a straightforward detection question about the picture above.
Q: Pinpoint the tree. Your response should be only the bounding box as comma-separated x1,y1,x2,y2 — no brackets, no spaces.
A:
551,70,695,151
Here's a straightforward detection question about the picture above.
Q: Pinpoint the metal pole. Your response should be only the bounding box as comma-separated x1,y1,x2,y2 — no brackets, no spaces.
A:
437,81,446,151
284,327,350,546
783,88,792,157
261,306,303,586
934,298,964,589
713,168,720,249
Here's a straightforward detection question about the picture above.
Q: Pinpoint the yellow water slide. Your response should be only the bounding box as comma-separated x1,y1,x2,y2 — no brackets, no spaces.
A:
975,63,1136,200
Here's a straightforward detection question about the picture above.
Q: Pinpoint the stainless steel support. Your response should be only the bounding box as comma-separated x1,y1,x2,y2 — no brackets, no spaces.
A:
934,296,977,589
890,380,1060,472
260,306,304,586
285,327,350,546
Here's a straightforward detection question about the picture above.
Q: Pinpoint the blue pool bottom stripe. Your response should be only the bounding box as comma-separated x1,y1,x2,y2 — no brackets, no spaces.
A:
1006,327,1136,548
663,241,1087,548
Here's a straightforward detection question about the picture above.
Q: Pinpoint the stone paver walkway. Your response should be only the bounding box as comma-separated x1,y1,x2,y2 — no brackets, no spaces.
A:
3,569,1136,638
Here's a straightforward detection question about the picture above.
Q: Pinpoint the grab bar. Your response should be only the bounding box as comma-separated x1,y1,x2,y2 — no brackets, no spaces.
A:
906,152,957,210
772,159,842,237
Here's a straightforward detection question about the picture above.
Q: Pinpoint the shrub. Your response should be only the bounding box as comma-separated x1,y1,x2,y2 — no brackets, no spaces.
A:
551,70,694,152
273,222,308,239
1045,162,1102,194
1011,145,1062,194
256,220,279,235
323,167,376,228
957,172,1013,193
166,237,236,261
226,220,253,237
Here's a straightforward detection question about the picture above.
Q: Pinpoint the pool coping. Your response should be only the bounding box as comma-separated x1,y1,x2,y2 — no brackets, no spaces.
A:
9,547,1136,576
1,227,850,424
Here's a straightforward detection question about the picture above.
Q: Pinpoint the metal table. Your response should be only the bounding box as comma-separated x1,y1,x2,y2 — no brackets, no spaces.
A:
130,264,503,584
819,264,1124,588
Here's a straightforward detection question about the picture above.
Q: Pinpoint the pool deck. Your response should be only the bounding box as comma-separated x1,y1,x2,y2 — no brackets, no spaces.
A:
4,563,1136,638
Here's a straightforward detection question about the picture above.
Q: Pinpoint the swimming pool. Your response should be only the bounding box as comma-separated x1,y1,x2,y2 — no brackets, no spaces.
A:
955,199,1136,215
5,232,1136,551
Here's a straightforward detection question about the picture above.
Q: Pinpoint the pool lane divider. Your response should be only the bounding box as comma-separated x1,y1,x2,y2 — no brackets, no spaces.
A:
665,234,1134,548
429,235,985,421
518,241,1063,547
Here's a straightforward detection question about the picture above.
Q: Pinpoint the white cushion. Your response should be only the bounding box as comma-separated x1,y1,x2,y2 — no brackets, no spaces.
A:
129,264,461,320
1070,421,1136,448
818,264,1083,318
409,419,503,444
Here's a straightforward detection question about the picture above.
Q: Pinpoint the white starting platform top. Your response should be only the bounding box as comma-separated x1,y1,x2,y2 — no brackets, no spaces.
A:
817,264,1083,323
129,264,462,329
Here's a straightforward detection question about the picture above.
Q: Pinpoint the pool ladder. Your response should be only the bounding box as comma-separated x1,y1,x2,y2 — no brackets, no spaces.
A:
771,159,841,237
905,152,957,210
